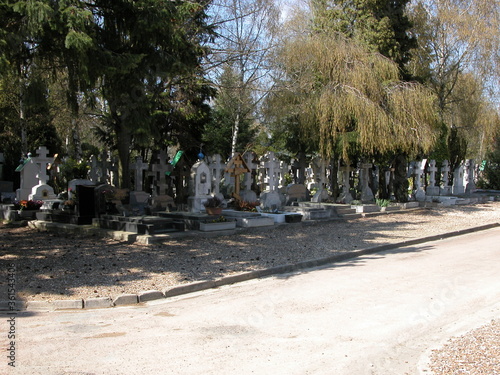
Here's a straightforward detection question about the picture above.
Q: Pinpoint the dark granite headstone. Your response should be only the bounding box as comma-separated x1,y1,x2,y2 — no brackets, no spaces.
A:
76,185,96,218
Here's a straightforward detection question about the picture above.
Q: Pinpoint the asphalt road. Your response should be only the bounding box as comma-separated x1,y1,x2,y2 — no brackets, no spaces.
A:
3,227,500,375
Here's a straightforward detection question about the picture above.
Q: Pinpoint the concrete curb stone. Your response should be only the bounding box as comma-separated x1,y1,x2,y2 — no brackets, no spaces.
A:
164,280,217,297
0,301,26,311
113,294,139,306
138,290,164,302
84,297,113,309
25,299,83,311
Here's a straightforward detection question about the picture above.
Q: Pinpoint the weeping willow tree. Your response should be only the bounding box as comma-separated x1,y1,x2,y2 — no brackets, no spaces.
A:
273,32,440,200
279,33,438,159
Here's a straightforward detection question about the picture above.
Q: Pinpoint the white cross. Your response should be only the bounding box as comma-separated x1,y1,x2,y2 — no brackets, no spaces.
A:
33,146,52,185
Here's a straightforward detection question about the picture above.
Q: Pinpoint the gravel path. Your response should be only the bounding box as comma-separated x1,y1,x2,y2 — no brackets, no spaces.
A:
1,203,499,303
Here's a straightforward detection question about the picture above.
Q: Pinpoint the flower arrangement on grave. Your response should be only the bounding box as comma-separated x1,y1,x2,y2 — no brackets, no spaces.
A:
204,196,223,215
204,215,228,223
235,200,260,212
375,198,390,207
63,199,76,209
13,200,43,211
203,196,223,208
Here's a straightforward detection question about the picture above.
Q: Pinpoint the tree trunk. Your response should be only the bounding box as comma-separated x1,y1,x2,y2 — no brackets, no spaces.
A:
329,157,340,201
115,124,132,189
231,111,240,157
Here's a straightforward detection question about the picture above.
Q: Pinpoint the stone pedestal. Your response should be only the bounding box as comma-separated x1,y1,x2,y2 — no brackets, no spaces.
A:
28,184,56,201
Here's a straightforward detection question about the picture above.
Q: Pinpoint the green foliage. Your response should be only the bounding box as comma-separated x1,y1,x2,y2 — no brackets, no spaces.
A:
479,133,500,190
376,198,390,207
203,64,256,157
54,158,89,193
311,0,417,78
273,32,439,162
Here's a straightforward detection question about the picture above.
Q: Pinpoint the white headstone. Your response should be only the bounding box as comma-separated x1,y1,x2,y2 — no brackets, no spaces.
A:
452,164,465,195
188,160,212,212
16,155,39,201
426,160,440,196
440,160,452,195
208,154,225,195
261,152,280,192
338,166,354,204
68,179,93,199
414,159,427,201
464,159,476,194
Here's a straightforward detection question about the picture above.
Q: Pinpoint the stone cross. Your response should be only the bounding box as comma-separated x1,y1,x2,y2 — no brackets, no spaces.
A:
465,159,476,194
440,160,451,195
208,154,225,195
33,146,52,185
359,163,374,202
426,159,440,196
243,152,258,192
225,152,250,200
88,155,103,183
452,164,465,195
338,166,353,204
414,159,427,201
261,151,280,192
130,156,149,192
151,150,172,196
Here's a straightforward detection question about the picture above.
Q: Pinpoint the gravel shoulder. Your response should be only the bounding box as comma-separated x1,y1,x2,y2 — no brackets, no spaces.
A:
1,202,499,303
427,319,499,375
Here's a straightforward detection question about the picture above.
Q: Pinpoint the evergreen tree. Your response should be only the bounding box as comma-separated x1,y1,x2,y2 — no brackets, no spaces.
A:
311,0,417,78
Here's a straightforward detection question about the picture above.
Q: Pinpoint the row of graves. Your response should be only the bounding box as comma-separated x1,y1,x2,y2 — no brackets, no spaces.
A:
0,145,491,237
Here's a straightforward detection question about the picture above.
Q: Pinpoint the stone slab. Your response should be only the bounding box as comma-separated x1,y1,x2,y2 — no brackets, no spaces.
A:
0,300,27,311
260,212,288,223
164,281,217,298
138,290,164,302
237,217,274,228
113,294,139,306
84,297,113,309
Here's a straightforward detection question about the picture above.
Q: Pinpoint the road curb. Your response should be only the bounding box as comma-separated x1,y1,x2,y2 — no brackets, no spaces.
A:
5,222,499,312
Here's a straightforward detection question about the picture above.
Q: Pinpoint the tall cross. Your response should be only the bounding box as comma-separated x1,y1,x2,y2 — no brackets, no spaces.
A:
33,146,52,185
225,152,250,200
130,156,149,192
208,154,225,195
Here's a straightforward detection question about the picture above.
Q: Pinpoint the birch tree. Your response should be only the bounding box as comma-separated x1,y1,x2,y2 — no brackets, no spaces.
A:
206,0,280,156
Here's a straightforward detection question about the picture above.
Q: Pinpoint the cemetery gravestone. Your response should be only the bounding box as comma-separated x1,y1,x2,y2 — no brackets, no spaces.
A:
188,160,212,212
440,160,452,195
241,152,258,203
225,153,251,200
426,160,440,196
359,163,375,203
26,146,57,201
452,164,465,195
338,166,354,204
465,159,476,195
208,154,225,196
414,159,427,201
